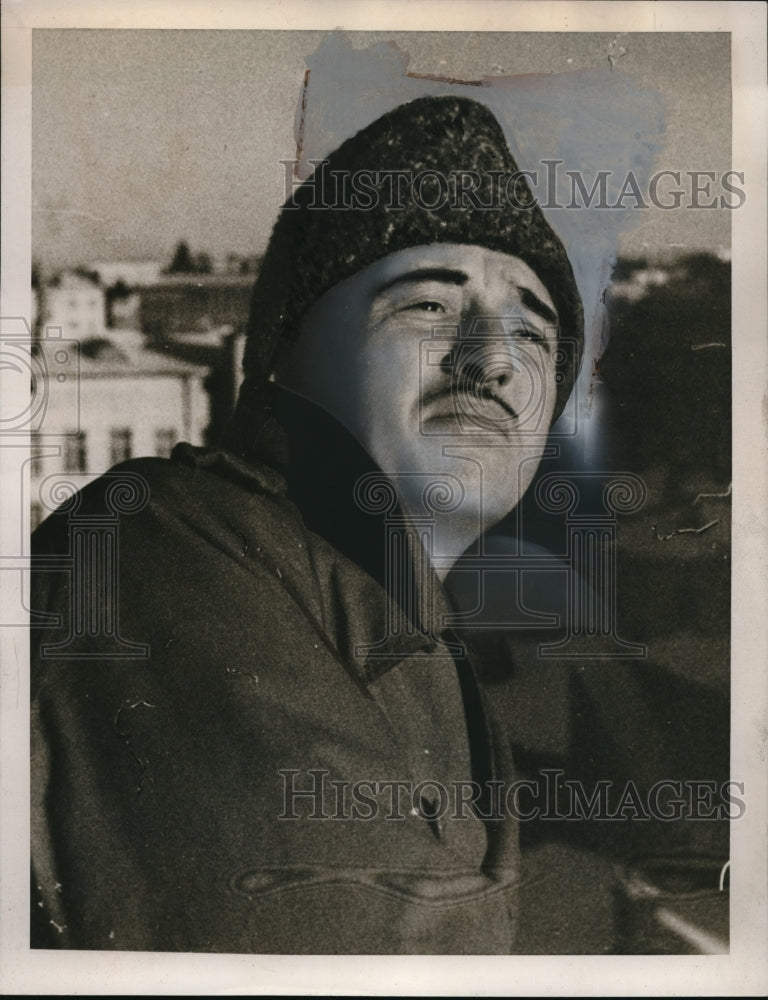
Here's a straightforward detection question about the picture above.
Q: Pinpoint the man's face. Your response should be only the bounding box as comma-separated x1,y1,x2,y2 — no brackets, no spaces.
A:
275,243,559,533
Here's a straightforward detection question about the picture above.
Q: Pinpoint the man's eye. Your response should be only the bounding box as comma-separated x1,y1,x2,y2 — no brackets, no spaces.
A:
408,300,445,313
516,328,543,343
509,325,549,351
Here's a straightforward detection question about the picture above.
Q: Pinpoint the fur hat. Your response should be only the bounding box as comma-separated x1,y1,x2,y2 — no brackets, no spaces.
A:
234,95,583,452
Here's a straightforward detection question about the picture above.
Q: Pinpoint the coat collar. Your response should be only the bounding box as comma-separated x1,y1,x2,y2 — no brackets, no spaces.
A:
172,424,466,688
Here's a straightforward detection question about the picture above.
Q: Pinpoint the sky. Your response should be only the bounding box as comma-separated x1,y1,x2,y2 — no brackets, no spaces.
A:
32,29,733,274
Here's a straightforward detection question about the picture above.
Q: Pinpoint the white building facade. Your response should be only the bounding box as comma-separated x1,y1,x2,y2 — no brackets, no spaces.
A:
39,272,106,339
30,329,209,530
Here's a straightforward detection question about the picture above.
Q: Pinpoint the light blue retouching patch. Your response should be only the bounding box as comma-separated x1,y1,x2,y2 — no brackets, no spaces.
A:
292,32,667,432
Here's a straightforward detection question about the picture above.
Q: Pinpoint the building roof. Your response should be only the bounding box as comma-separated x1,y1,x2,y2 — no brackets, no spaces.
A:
75,329,210,377
90,261,164,287
146,273,255,289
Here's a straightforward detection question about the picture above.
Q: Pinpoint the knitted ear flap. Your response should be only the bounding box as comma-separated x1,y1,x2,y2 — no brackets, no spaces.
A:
240,94,583,425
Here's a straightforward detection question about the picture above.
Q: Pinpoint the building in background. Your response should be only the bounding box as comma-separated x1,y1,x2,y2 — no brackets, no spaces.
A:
38,270,106,339
138,272,254,341
30,327,210,530
30,258,255,529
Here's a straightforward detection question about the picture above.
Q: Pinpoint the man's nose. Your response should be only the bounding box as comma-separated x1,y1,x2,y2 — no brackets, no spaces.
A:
439,335,518,392
440,350,512,385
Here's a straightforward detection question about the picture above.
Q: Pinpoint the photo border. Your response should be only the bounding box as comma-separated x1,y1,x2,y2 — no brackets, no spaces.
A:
2,1,766,994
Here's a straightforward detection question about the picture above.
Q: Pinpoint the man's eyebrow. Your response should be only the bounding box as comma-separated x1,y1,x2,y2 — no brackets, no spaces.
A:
373,267,560,329
518,286,559,329
373,267,469,297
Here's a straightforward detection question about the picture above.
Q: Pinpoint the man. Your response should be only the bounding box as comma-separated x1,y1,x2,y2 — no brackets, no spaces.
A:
30,96,725,954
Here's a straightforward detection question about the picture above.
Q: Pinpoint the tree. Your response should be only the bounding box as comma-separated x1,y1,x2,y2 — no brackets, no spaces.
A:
194,252,213,275
167,240,196,274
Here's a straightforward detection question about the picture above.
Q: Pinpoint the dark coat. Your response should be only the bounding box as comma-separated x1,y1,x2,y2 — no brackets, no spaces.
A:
31,404,729,953
31,443,522,953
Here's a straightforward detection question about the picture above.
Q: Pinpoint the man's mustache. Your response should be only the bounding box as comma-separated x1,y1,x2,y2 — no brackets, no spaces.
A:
421,379,520,421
